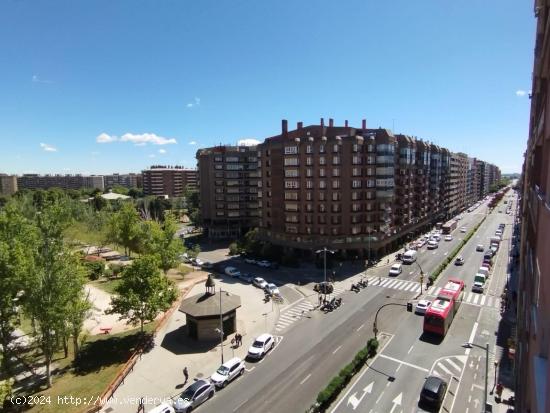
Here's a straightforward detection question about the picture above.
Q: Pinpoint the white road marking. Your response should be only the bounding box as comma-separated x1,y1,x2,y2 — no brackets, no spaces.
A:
396,364,402,372
446,358,461,371
233,398,249,412
300,373,311,385
375,392,385,404
245,367,255,372
409,271,414,275
380,279,392,287
473,294,480,305
467,292,474,302
465,322,479,355
437,361,453,375
333,345,342,354
395,281,405,290
378,354,429,372
407,345,414,354
480,295,486,306
356,324,364,332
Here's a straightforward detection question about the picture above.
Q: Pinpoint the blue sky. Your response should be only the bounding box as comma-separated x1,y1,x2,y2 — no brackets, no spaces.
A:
0,0,534,174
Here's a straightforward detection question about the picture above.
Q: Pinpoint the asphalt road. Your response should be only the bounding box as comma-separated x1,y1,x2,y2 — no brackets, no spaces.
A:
188,195,514,413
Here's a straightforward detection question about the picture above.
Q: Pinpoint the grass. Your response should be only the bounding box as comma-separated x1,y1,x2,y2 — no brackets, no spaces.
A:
166,264,194,283
90,277,122,295
27,322,158,413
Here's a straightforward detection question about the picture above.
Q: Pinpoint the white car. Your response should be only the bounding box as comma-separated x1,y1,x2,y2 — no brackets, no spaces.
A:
265,283,280,296
257,260,271,268
244,258,257,264
194,258,204,266
253,277,268,289
415,300,432,315
224,266,241,277
460,227,467,233
210,357,245,388
389,263,402,276
427,240,438,249
444,235,453,241
247,334,275,359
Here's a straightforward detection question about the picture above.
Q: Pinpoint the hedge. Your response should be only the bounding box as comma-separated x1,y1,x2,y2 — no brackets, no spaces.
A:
428,215,487,283
309,338,379,412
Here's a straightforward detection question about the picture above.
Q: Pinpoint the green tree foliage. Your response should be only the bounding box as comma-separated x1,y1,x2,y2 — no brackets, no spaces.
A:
109,185,129,196
84,261,104,280
0,378,14,408
107,202,141,256
128,187,144,199
91,194,107,211
183,187,200,225
141,214,183,273
0,203,37,377
108,255,177,332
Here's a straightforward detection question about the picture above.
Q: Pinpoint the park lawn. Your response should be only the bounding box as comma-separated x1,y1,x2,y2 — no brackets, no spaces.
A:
90,278,122,295
166,264,194,283
29,323,158,413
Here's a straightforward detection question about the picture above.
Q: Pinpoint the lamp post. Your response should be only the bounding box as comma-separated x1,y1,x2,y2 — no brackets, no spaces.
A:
463,342,491,412
316,247,335,301
217,288,231,364
414,261,425,294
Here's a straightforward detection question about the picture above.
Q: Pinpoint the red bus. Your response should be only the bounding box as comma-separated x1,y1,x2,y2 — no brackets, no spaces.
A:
442,220,457,234
423,279,465,336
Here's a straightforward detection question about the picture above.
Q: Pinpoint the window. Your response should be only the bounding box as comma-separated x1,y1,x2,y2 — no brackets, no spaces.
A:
226,156,239,162
215,172,224,178
318,216,326,224
352,203,361,212
332,192,341,201
284,192,298,200
352,155,362,165
319,180,326,189
216,211,225,216
285,203,299,212
353,143,359,152
333,144,339,153
214,156,223,162
367,167,373,175
285,169,299,177
367,179,375,188
306,180,313,189
353,167,361,177
368,144,373,152
332,227,339,235
319,226,325,234
352,226,362,235
332,155,340,165
367,203,373,211
306,168,313,177
352,191,360,200
306,145,312,154
215,165,223,170
331,216,341,225
367,156,374,164
284,157,299,166
319,168,326,177
306,226,312,233
306,216,313,224
332,204,341,213
319,156,326,165
306,204,313,212
320,144,326,153
306,192,313,200
286,225,298,233
216,203,224,209
285,215,299,222
226,164,243,170
319,192,325,201
284,146,298,154
285,180,299,189
333,168,340,177
306,157,313,166
352,180,362,188
319,204,326,212
332,180,340,189
367,191,374,199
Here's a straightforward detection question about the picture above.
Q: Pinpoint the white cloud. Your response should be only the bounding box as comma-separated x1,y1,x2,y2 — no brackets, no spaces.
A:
96,133,118,143
188,141,197,145
158,148,166,154
186,97,201,108
120,133,177,145
515,90,527,97
238,138,261,146
32,74,53,84
40,143,58,152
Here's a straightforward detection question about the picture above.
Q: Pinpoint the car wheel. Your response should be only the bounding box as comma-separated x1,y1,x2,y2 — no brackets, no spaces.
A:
270,342,274,350
240,368,245,376
186,408,192,413
208,391,214,399
222,381,227,388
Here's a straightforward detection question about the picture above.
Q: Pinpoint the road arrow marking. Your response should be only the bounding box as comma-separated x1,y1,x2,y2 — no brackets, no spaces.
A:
346,381,373,410
389,393,402,413
469,361,474,369
473,398,480,408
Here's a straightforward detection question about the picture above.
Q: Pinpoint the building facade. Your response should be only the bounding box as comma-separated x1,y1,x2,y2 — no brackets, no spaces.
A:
141,166,197,198
104,173,142,189
197,145,260,239
515,1,550,412
0,174,18,195
17,174,105,191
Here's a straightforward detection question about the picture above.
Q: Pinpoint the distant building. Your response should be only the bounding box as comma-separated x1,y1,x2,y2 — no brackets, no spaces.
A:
141,166,197,198
104,173,142,189
17,174,104,191
0,174,18,195
196,145,260,239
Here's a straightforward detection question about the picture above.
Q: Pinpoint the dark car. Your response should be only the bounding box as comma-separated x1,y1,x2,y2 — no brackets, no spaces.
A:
313,282,334,294
419,376,448,408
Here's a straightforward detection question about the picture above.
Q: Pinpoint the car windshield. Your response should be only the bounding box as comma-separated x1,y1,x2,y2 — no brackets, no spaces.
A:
252,340,264,348
216,366,229,375
181,388,195,400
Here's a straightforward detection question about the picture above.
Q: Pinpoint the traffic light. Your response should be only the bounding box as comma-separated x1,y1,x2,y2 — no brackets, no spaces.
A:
407,302,413,312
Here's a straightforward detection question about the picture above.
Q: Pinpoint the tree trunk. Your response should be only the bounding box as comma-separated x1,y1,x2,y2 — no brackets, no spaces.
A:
72,333,79,360
45,355,52,388
140,319,144,333
63,336,68,358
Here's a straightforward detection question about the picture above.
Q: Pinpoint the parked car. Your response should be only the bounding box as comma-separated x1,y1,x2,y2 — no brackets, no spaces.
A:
257,260,271,268
476,244,484,252
427,240,438,249
174,379,215,412
194,258,204,266
244,258,257,264
238,273,254,283
484,250,494,259
389,263,403,276
210,357,245,388
253,277,268,289
313,282,334,294
454,256,465,265
149,403,175,413
460,227,467,233
415,300,432,315
224,266,241,277
444,235,453,241
247,334,275,359
264,283,280,297
419,376,448,409
201,261,214,270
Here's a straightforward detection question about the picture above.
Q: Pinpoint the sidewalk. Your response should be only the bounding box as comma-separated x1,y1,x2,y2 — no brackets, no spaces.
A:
101,275,279,413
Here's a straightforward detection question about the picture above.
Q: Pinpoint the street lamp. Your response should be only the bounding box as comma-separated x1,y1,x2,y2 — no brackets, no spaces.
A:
316,247,335,301
463,342,491,412
217,288,231,364
414,261,425,294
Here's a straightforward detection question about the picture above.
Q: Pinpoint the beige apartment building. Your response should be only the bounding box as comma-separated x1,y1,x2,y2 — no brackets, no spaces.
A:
141,166,197,198
0,174,18,195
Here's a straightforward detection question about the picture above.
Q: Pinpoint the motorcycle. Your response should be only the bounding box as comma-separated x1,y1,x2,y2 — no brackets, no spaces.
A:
322,300,334,312
358,279,369,288
351,283,360,293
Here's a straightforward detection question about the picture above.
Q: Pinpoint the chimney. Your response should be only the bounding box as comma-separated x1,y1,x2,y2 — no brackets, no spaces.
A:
297,122,303,130
345,120,349,127
320,117,324,127
362,119,367,129
282,119,288,134
329,118,334,127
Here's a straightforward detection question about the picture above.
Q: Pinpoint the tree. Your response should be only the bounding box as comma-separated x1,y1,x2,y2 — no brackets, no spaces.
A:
107,202,141,256
128,187,144,199
108,255,177,333
0,203,37,377
141,214,183,273
66,289,92,360
25,203,86,387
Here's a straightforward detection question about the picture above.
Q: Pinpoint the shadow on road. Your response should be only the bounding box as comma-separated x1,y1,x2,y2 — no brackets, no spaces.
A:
418,333,444,346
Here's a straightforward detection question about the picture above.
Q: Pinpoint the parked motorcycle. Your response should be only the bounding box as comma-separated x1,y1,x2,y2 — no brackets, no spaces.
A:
351,283,360,293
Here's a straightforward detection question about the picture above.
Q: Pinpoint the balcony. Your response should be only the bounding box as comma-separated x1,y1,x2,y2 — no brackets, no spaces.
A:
376,190,395,198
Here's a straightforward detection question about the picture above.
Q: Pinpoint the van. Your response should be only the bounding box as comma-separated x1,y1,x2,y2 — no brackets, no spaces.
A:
389,263,403,276
402,250,417,264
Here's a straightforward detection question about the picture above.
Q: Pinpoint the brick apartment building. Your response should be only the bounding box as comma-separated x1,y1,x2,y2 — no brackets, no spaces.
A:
197,145,260,239
515,1,550,412
17,174,105,191
141,166,197,198
104,173,142,189
0,174,18,195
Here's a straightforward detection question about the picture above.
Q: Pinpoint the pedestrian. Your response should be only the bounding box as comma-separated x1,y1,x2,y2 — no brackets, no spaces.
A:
183,366,189,383
318,294,323,307
237,333,242,346
137,397,144,413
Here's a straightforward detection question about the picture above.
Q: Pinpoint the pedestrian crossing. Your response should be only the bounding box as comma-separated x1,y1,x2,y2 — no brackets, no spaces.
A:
364,276,423,294
431,355,467,382
275,300,315,332
426,287,501,309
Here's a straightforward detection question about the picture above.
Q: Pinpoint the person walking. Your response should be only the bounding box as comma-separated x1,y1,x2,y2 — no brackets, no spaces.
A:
137,397,145,413
183,366,189,384
237,333,242,346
